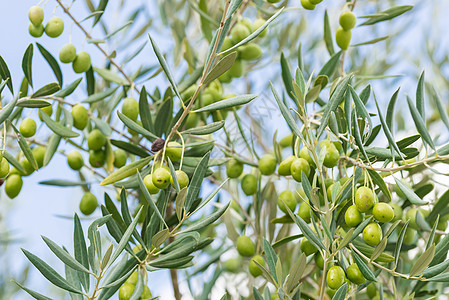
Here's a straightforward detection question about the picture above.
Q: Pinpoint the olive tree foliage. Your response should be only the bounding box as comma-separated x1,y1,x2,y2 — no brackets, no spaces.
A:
1,0,449,299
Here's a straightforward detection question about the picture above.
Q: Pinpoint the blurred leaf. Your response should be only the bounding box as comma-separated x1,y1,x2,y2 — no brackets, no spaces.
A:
323,10,334,55
93,0,108,25
193,94,257,113
83,87,118,103
43,134,61,166
360,6,413,26
394,177,427,205
93,67,128,85
407,95,435,149
139,86,154,132
352,36,389,47
179,202,230,234
409,244,435,277
13,281,52,300
182,121,224,135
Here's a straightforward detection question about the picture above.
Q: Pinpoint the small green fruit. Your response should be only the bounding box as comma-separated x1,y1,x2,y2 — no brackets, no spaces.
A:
79,192,98,215
259,154,277,175
363,222,382,246
71,104,89,130
390,203,403,222
170,170,189,189
339,11,357,30
226,158,243,178
125,271,138,285
253,19,268,37
372,203,394,223
122,97,139,121
5,174,23,198
29,6,44,26
140,286,152,299
239,43,262,61
327,266,345,290
366,283,377,298
404,208,418,229
300,147,315,167
39,105,53,120
29,23,44,37
315,253,324,269
290,158,310,182
21,158,34,176
144,174,160,194
118,283,135,300
279,134,293,148
19,118,36,138
300,238,318,256
230,24,251,44
32,146,45,168
300,0,316,10
113,149,127,168
403,227,415,245
228,59,244,78
236,236,255,257
0,158,10,178
320,140,340,168
336,27,351,50
67,151,84,170
298,201,312,223
221,37,234,52
165,141,182,162
87,129,107,151
224,257,240,273
59,44,76,63
241,174,257,195
278,190,296,214
45,17,64,38
89,150,105,168
152,167,171,189
346,263,365,285
345,205,363,227
278,155,295,176
249,255,265,277
72,51,91,73
355,186,374,213
309,0,323,3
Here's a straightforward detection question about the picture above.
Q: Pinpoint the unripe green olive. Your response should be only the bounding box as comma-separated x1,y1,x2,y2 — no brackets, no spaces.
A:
363,222,382,246
221,37,234,52
355,186,374,213
45,17,64,38
403,227,416,245
118,283,135,300
278,190,296,213
299,147,315,167
79,192,98,215
366,282,377,298
404,208,418,229
71,104,89,130
143,174,159,194
267,0,281,3
59,44,77,64
314,252,324,269
29,6,44,26
5,174,23,198
253,19,268,37
87,129,107,151
226,158,244,178
336,27,351,50
372,203,394,223
29,23,44,37
259,154,277,175
319,140,340,168
339,11,357,31
241,173,257,195
165,141,183,162
279,134,293,148
278,155,296,176
326,183,335,201
113,149,127,168
309,0,323,3
125,271,138,285
236,235,255,257
0,158,10,178
240,18,253,32
67,150,84,170
249,254,265,277
300,0,316,10
389,203,403,222
218,71,232,83
184,113,199,129
122,97,139,121
200,93,214,107
21,158,35,176
32,146,45,168
39,105,53,120
223,257,240,273
300,238,318,256
290,157,310,182
230,24,251,44
326,266,345,290
239,43,262,61
89,150,105,168
19,118,36,138
170,170,189,189
346,263,365,285
72,51,91,73
228,59,244,78
152,167,171,189
298,201,312,223
140,286,152,299
345,205,363,227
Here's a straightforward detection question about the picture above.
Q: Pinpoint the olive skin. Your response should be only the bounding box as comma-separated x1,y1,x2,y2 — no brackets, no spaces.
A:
345,205,363,227
315,253,324,269
390,203,403,222
87,129,107,151
363,222,382,246
113,149,127,168
29,6,44,26
279,134,293,148
140,286,152,299
298,202,312,223
339,11,357,30
290,158,310,182
300,146,315,167
143,174,160,194
170,170,189,189
236,236,255,257
309,0,323,3
118,283,135,300
45,17,64,38
278,190,296,214
278,155,296,176
125,271,138,285
327,266,345,290
39,105,53,120
79,192,98,215
403,227,416,245
21,158,35,176
72,51,91,73
346,263,366,285
226,158,243,178
5,174,23,198
300,238,318,256
165,142,182,162
355,186,374,213
319,140,340,168
249,255,265,277
221,37,234,52
89,150,105,168
152,167,171,189
300,0,316,10
239,43,262,61
32,146,45,168
19,118,37,138
241,174,257,195
29,23,44,37
224,257,240,273
258,154,277,175
372,203,394,223
336,27,351,50
366,283,377,298
67,151,84,171
122,97,139,121
0,158,10,178
228,59,244,78
404,208,418,229
230,24,251,44
71,104,89,130
59,44,77,63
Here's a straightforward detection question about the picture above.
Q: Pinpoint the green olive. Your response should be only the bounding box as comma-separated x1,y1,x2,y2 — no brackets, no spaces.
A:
87,129,107,151
79,192,98,215
113,149,127,168
336,27,351,50
32,146,45,168
372,203,394,223
5,174,23,198
118,283,135,300
326,266,345,290
239,43,262,61
278,155,296,176
339,11,357,31
228,59,244,78
253,18,268,37
241,173,257,195
165,141,183,162
345,205,363,227
88,150,105,168
240,18,253,32
309,0,323,3
221,37,234,52
45,17,64,38
299,146,315,167
39,105,53,120
170,170,189,189
21,158,35,176
59,44,77,63
226,158,244,178
362,222,382,246
346,263,365,285
71,104,89,130
319,140,340,168
72,51,91,73
67,150,84,171
29,23,44,37
298,201,312,223
315,252,324,269
278,190,296,213
29,6,44,26
0,158,10,178
230,24,251,44
143,174,160,194
140,286,152,299
152,167,171,189
279,134,294,148
300,0,316,10
290,157,310,182
122,97,139,121
184,113,199,129
236,235,255,257
403,227,415,245
404,208,418,229
355,186,374,213
259,154,277,175
125,271,138,285
390,203,403,222
366,282,377,298
223,257,240,273
300,238,318,256
19,118,36,138
249,254,265,277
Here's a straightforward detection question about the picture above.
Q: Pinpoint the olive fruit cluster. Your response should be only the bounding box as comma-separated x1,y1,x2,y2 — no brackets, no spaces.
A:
59,44,92,74
234,235,266,277
143,161,189,195
28,6,64,38
326,263,366,292
118,271,152,300
336,10,356,50
300,0,324,11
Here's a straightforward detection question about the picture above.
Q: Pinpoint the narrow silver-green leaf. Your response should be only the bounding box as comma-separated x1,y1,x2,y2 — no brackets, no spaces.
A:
179,202,230,234
40,110,79,138
31,82,60,98
394,177,427,205
406,95,435,150
360,5,413,26
137,171,168,228
100,156,153,185
352,251,377,282
54,78,83,98
36,43,63,86
323,10,334,56
203,51,237,86
22,44,33,88
409,244,435,277
192,94,257,113
386,87,400,132
13,281,53,300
